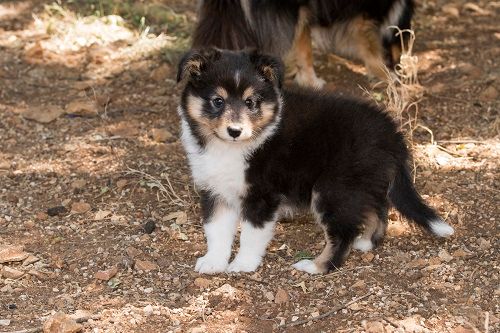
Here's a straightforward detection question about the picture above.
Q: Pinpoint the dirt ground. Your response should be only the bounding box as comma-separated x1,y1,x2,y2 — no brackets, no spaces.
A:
0,0,498,332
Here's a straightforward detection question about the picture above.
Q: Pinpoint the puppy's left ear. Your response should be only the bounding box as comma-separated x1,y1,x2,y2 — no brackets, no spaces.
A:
249,51,284,88
177,48,221,83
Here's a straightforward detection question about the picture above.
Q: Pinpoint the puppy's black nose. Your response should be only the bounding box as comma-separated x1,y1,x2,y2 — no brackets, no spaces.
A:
227,126,242,138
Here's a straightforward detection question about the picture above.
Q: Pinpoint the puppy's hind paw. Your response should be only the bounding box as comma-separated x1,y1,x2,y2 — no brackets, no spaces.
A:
292,259,322,274
352,238,374,252
195,254,228,274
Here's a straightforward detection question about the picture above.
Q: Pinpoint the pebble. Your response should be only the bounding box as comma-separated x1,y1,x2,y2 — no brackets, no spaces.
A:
143,304,154,316
0,245,30,263
43,312,82,333
143,220,156,234
47,206,68,217
0,319,10,326
150,64,172,82
363,320,386,333
94,266,118,281
361,252,375,262
65,100,99,117
70,202,91,214
135,260,159,271
438,249,453,262
442,5,460,18
274,288,289,304
70,179,87,190
194,277,211,289
21,105,65,123
1,266,25,279
264,291,274,301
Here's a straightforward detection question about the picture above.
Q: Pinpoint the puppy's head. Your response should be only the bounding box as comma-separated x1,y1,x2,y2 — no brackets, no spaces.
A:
177,48,283,144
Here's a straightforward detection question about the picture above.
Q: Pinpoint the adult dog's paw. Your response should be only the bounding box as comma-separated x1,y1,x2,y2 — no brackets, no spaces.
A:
195,254,228,274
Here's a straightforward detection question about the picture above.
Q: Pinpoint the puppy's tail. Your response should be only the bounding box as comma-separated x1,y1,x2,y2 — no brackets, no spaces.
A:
389,164,454,237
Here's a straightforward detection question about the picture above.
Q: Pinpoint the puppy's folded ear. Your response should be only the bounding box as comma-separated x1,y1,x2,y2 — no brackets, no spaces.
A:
177,48,221,83
249,51,284,88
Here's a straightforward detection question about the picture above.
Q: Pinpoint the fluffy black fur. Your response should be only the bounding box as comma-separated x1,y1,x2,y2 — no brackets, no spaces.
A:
178,49,451,273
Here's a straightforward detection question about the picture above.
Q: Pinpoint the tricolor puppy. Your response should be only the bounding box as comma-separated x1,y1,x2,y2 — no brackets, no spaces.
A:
177,48,453,274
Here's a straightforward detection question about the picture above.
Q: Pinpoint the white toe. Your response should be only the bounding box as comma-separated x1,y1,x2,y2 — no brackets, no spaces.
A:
292,259,321,274
352,238,374,252
429,219,454,237
195,254,228,274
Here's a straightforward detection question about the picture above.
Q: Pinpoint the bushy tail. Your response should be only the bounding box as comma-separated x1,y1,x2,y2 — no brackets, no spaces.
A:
389,164,454,237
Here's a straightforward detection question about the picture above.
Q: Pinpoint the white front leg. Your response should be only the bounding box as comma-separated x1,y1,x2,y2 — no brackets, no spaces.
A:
195,203,238,274
227,220,276,273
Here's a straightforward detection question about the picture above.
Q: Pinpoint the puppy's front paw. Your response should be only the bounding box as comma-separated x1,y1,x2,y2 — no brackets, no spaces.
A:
195,254,228,274
227,255,261,273
292,259,321,274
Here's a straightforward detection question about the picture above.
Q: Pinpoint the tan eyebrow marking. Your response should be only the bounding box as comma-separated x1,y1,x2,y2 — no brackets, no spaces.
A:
242,87,255,100
215,87,228,99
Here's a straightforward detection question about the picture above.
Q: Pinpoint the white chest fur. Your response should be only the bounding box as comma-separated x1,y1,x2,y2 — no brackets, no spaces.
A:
181,120,248,206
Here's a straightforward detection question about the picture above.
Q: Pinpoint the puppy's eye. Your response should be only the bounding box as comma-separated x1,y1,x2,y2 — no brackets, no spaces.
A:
245,98,254,109
212,97,225,109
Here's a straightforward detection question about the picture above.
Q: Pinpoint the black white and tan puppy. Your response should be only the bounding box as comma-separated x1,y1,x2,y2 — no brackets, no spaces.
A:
177,48,453,274
193,0,415,88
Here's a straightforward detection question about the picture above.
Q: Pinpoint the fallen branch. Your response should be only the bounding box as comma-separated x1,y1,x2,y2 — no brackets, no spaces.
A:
279,291,374,328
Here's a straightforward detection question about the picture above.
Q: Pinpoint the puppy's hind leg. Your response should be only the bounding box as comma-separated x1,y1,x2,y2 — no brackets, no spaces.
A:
293,191,363,274
353,207,388,252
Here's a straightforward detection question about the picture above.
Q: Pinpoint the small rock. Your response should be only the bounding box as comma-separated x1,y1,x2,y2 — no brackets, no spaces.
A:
194,277,211,289
463,3,491,16
442,4,460,18
452,248,471,258
143,220,156,234
125,246,143,258
135,260,159,271
151,128,173,142
47,206,68,217
0,319,10,326
43,312,82,333
215,284,237,299
264,291,274,301
1,266,25,279
0,245,30,263
274,288,289,304
164,211,188,224
364,320,386,333
94,266,118,281
22,105,65,123
65,100,99,117
477,237,490,250
36,212,49,221
348,302,362,311
311,311,320,318
69,310,91,322
70,202,91,214
23,255,40,266
479,86,498,101
0,161,11,170
70,179,87,190
291,316,299,322
351,280,366,289
94,210,111,221
143,304,154,316
438,249,453,262
116,179,128,189
407,258,427,268
144,287,154,294
361,252,375,262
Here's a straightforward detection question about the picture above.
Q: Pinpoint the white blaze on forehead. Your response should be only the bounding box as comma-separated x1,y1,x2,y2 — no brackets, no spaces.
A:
186,94,205,118
234,70,241,88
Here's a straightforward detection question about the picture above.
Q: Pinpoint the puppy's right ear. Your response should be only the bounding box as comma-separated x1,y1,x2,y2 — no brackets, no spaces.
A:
176,48,221,83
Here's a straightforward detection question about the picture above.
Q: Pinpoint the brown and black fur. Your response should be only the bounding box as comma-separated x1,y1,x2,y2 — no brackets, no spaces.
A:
192,0,415,87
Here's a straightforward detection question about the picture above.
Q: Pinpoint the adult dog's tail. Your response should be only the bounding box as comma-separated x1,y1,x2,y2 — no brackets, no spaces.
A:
389,164,454,237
